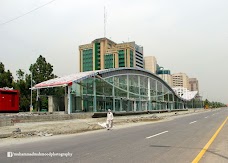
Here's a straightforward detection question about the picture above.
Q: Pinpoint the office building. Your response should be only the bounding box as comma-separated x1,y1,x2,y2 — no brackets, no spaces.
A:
144,56,157,73
79,38,143,72
156,65,173,87
172,73,189,89
158,74,173,87
135,44,144,68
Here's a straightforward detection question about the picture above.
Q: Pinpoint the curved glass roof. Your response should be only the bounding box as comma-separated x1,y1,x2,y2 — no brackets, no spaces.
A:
33,67,196,101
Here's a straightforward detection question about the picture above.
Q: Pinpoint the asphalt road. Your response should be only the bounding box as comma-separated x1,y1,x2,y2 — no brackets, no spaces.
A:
1,108,228,163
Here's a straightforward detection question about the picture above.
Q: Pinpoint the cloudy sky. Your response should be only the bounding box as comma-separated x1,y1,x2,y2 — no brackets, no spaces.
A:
0,0,228,103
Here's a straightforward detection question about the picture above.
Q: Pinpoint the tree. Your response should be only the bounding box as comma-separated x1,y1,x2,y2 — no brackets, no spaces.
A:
0,62,13,88
29,55,57,111
29,55,56,84
13,56,62,112
203,99,226,109
204,99,210,109
16,69,25,81
13,69,31,111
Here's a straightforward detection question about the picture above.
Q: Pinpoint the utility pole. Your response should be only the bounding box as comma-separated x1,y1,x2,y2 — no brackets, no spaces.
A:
30,72,33,112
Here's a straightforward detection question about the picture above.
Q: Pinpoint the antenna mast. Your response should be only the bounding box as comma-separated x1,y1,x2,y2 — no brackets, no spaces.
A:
104,6,106,38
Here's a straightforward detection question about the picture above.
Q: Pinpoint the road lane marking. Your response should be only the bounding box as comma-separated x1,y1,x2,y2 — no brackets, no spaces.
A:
192,116,228,163
146,131,168,139
189,121,197,124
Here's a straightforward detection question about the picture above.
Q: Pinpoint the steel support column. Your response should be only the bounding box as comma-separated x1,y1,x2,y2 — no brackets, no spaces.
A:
112,77,115,112
138,76,141,110
155,80,158,110
67,85,72,114
93,76,97,112
127,75,129,112
148,77,151,111
162,84,164,110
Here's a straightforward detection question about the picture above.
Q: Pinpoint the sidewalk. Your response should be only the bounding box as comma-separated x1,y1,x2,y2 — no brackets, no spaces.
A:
0,108,216,139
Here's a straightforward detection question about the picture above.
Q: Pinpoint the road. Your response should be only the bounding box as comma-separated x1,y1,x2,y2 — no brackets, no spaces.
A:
0,108,228,163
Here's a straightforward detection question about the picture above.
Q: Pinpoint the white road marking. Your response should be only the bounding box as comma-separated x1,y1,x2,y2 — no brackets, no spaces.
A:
205,116,208,118
189,121,197,124
146,131,169,139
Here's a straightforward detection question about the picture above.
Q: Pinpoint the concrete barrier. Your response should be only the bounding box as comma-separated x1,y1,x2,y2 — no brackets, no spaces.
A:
0,118,14,127
0,113,95,127
92,109,188,118
0,133,12,139
0,110,188,127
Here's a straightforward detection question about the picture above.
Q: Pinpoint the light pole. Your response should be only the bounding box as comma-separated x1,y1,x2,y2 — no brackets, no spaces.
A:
200,91,204,109
30,72,33,112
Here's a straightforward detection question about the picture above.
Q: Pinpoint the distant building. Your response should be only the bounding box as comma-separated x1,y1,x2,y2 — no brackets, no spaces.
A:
79,38,143,72
135,44,144,69
158,74,173,87
189,78,199,92
144,57,173,87
172,73,189,89
144,56,157,73
156,65,173,87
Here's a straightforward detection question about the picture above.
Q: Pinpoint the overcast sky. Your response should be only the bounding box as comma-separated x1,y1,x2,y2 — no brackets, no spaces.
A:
0,0,228,103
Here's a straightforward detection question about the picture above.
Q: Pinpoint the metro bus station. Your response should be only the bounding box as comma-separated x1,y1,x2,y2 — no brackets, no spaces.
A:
33,68,201,114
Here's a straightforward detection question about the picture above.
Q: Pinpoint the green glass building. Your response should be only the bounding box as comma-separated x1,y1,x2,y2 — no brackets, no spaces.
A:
79,38,143,72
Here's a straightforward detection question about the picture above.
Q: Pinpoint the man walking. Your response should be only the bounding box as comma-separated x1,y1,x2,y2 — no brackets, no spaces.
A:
106,109,114,130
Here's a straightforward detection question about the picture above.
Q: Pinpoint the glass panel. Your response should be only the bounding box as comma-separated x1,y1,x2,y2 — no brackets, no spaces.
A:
115,99,121,111
157,82,163,101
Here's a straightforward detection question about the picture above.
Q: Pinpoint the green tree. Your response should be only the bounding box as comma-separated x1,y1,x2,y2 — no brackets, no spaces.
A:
29,55,57,111
0,62,13,87
13,69,31,111
16,69,25,80
203,99,226,109
204,99,210,109
13,55,64,112
29,55,56,84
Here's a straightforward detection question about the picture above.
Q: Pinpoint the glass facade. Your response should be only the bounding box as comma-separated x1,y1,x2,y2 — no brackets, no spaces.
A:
130,50,134,67
118,50,125,67
94,42,100,70
82,49,93,71
104,54,114,69
69,69,191,113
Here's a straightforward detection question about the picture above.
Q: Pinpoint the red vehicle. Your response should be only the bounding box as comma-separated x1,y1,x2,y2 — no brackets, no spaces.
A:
0,88,19,113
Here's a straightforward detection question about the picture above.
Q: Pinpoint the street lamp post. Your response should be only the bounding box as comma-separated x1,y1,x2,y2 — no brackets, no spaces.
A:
30,72,33,112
